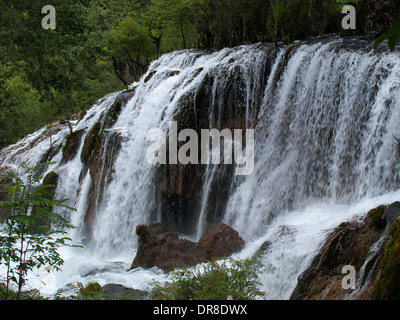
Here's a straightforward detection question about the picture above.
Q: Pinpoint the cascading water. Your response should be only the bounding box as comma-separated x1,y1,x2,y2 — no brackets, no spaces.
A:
1,36,399,299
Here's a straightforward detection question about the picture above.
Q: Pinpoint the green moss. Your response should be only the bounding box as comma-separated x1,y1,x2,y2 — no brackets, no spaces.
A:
78,110,87,122
38,171,59,204
80,122,102,166
136,224,149,236
49,143,63,161
76,282,103,300
136,224,158,250
367,205,386,228
62,129,85,164
144,70,157,83
107,100,122,125
169,70,180,77
84,282,102,293
125,79,136,89
43,171,58,186
372,218,400,300
284,45,298,61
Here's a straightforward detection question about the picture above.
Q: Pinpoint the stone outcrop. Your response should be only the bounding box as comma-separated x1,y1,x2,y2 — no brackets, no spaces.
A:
102,283,148,300
290,201,400,300
79,89,130,228
155,65,263,235
130,222,245,272
61,128,85,164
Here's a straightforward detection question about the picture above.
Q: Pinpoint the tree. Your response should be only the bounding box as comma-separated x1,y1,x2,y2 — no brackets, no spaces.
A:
0,162,78,300
109,16,155,85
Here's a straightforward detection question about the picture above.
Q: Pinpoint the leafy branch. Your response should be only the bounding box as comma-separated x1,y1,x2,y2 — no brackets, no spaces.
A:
0,162,79,300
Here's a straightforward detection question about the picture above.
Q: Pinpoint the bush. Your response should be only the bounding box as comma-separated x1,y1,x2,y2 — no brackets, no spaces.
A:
0,162,78,300
151,254,265,300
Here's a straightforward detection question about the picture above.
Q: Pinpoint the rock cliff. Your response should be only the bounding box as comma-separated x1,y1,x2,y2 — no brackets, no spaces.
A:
290,202,400,300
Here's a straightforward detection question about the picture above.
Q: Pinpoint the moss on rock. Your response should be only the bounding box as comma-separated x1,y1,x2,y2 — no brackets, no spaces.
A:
372,217,400,300
41,171,59,199
62,129,85,164
84,282,103,293
80,122,102,166
43,171,58,186
144,70,157,83
367,205,386,228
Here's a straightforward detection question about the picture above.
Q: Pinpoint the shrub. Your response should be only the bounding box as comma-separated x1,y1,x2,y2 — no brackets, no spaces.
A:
151,254,265,300
0,162,78,300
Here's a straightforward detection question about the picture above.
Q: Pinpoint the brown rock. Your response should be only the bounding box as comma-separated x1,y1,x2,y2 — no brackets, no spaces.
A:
130,222,245,272
199,222,245,259
289,203,399,300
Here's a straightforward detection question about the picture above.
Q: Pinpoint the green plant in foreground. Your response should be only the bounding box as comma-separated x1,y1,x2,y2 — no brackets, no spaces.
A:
374,12,400,51
152,254,266,300
0,162,78,300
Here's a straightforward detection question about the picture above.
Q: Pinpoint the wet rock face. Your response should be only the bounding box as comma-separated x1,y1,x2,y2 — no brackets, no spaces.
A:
156,67,260,235
290,216,382,300
78,89,128,229
61,129,85,164
290,202,400,300
130,222,245,272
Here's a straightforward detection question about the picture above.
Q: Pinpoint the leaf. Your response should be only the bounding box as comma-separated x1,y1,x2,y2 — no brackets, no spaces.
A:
374,21,400,51
388,33,400,51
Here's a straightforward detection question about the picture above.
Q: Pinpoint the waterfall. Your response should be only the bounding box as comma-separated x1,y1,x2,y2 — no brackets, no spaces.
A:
1,36,399,298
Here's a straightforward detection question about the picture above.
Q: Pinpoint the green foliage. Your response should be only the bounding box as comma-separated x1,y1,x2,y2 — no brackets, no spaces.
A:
0,282,46,300
374,12,400,50
0,0,124,149
151,254,265,300
109,16,155,85
80,121,103,166
1,0,399,150
372,218,400,300
0,162,78,300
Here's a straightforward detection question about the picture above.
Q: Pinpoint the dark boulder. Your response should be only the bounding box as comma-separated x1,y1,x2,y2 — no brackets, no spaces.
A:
102,283,148,300
198,222,245,260
130,222,245,272
290,202,400,300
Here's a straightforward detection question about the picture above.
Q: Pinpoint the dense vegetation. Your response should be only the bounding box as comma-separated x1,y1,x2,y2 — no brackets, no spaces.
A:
151,255,265,300
0,162,77,300
0,0,399,149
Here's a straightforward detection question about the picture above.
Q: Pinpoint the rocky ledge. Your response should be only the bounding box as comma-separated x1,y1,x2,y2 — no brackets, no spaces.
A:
130,222,245,272
290,201,400,300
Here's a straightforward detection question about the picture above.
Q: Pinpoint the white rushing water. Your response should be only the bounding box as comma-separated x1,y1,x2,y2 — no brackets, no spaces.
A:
1,36,399,299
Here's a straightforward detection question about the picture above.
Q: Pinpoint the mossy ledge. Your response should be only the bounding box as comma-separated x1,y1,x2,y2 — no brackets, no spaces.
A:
80,122,103,166
41,171,59,198
371,217,400,300
62,128,85,164
367,204,386,228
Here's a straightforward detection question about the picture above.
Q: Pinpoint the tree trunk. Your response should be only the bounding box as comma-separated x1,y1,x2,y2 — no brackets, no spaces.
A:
112,57,129,86
151,35,162,58
180,20,186,49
